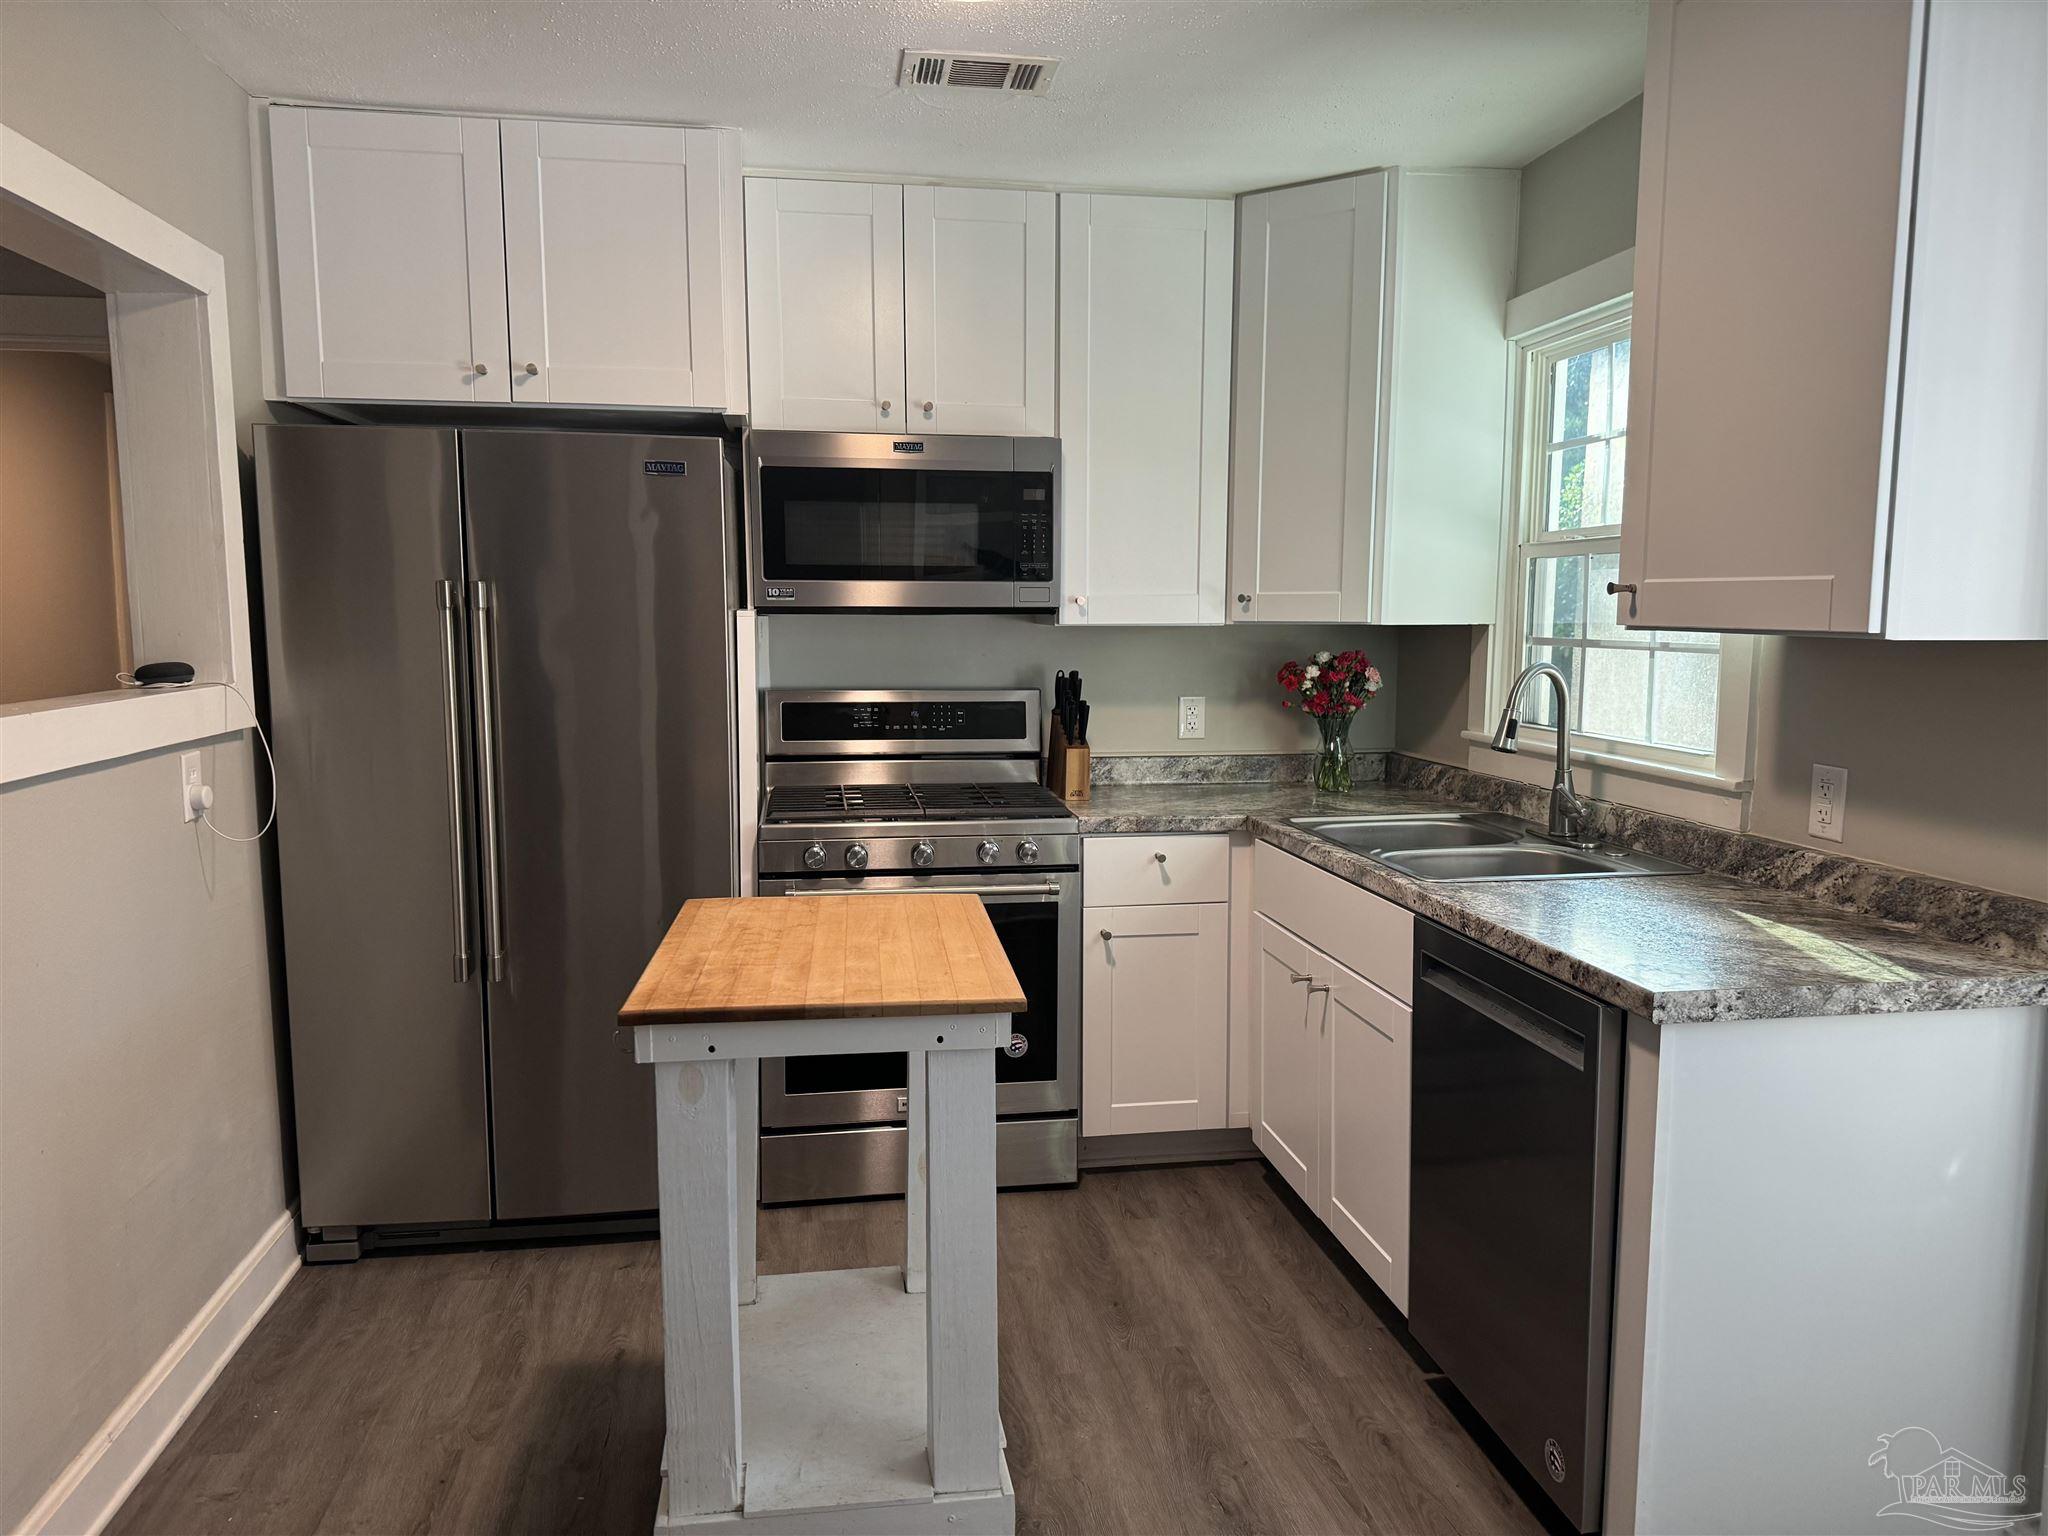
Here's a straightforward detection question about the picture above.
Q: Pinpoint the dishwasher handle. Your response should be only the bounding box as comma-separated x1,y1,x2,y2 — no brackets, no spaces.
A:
1419,955,1585,1071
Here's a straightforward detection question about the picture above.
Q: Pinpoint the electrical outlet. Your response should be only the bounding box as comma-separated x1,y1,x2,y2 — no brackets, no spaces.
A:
1808,764,1847,842
180,750,206,823
1178,696,1206,740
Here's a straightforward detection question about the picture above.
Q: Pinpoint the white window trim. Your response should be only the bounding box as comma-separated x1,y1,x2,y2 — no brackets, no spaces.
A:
1470,270,1757,828
0,126,253,786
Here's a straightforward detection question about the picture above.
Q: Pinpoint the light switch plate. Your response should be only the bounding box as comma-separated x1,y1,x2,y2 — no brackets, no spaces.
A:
1178,696,1206,739
1808,763,1847,842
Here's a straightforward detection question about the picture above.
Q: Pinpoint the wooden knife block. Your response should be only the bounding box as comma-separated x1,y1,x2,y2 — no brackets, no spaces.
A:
1047,718,1091,802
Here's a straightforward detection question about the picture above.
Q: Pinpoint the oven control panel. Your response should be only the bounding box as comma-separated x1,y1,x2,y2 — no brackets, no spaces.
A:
758,831,1079,877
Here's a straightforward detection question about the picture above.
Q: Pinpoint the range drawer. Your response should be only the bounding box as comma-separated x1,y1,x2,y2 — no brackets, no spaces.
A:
1252,839,1414,1002
1083,833,1230,907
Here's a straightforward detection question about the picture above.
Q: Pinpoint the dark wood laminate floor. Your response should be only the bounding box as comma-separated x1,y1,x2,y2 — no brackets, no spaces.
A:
109,1163,1553,1536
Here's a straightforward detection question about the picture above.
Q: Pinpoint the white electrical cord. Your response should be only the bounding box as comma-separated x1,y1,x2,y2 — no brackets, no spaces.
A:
116,673,279,843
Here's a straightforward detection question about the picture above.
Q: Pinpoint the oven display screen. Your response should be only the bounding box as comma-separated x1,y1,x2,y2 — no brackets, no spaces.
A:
779,700,1028,743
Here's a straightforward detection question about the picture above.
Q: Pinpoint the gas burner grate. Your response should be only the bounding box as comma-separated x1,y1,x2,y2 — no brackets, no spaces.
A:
761,784,924,822
762,782,1071,824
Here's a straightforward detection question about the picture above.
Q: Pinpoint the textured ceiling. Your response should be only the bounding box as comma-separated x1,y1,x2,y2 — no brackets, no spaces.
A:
160,0,1647,194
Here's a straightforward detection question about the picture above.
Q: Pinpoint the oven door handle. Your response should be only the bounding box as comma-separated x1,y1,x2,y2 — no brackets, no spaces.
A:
780,882,1063,900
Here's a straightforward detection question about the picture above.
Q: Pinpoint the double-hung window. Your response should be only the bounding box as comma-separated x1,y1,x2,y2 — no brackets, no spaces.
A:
1502,308,1748,781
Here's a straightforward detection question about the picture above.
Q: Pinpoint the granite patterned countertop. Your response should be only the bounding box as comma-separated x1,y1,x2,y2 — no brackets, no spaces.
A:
1073,781,2048,1026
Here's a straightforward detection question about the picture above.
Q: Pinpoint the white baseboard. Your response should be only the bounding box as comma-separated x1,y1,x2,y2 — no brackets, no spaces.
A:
16,1210,299,1536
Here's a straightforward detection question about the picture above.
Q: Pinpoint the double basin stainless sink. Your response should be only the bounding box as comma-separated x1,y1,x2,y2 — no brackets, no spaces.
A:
1287,812,1694,882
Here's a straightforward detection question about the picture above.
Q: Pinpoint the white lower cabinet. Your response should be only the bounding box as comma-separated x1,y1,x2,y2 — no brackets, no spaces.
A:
1324,962,1411,1312
1252,915,1324,1205
1081,903,1228,1136
1252,843,1414,1312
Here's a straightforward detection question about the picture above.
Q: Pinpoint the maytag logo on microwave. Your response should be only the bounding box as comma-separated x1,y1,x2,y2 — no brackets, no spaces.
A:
891,440,926,453
642,459,688,476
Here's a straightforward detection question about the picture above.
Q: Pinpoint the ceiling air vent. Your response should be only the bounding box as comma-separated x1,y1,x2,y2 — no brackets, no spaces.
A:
898,51,1059,96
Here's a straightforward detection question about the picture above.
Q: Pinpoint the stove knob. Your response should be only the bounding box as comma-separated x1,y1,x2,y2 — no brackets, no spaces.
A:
911,840,937,869
976,839,1001,866
1016,838,1041,863
845,843,870,870
802,842,828,871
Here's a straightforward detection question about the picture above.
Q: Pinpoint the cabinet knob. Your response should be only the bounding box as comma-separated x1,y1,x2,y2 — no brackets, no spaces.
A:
921,400,934,413
1236,593,1251,606
1153,851,1167,863
522,362,539,377
472,362,489,376
1606,582,1637,596
881,400,893,412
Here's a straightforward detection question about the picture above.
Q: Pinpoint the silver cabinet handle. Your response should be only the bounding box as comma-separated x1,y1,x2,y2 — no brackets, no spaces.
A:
1153,851,1167,863
469,579,508,982
921,400,934,413
1287,969,1313,984
1605,582,1637,595
1237,593,1251,606
522,362,539,377
472,362,489,376
881,400,893,412
436,581,472,981
1100,928,1114,941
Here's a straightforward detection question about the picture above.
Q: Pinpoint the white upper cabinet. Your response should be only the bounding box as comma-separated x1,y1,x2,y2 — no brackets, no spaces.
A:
268,106,744,411
501,120,742,410
902,185,1056,435
270,106,510,403
1231,174,1386,624
1620,0,2046,639
1058,194,1233,626
743,178,1054,436
744,179,906,432
1229,169,1517,625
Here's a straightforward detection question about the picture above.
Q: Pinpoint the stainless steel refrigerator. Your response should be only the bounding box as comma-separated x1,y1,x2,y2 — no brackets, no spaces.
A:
254,425,739,1256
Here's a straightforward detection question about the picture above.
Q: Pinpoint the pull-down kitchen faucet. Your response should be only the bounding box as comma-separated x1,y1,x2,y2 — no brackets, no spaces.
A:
1490,661,1595,848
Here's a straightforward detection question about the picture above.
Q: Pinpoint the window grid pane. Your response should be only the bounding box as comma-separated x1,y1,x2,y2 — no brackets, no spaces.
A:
1515,321,1720,760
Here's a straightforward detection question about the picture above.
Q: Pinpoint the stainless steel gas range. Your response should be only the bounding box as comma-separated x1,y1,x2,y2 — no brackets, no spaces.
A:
755,688,1080,1201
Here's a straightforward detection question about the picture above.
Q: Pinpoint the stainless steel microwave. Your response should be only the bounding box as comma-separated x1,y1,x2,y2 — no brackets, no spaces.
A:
745,431,1058,611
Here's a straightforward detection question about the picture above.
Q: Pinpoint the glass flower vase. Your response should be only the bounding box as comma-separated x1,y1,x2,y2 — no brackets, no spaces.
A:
1314,712,1355,794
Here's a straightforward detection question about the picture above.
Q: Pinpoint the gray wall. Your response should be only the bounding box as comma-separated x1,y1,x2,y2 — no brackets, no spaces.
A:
0,7,284,1528
761,616,1400,756
1514,96,1643,295
1397,97,2048,901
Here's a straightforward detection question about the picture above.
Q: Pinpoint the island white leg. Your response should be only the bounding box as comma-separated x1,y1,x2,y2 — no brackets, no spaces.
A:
904,1049,927,1295
924,1046,1001,1496
738,1057,759,1306
655,1057,743,1518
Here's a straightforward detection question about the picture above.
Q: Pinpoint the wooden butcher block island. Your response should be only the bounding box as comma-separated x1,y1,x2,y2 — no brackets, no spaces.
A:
620,895,1025,1536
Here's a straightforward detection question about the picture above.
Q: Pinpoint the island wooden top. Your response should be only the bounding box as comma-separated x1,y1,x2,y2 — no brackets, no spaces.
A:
619,894,1028,1026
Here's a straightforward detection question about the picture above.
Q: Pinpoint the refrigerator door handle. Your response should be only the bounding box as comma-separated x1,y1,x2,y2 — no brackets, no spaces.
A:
470,579,509,982
436,581,473,981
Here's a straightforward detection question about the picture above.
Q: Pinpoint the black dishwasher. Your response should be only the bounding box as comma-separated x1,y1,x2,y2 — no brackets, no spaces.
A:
1409,921,1624,1534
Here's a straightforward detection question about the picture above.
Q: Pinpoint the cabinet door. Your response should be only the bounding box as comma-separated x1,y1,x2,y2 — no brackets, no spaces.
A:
1058,194,1233,626
1251,915,1323,1209
501,120,734,409
269,106,510,402
1228,173,1388,623
1618,0,1915,634
903,185,1056,435
1325,961,1411,1313
1082,904,1228,1136
744,179,906,430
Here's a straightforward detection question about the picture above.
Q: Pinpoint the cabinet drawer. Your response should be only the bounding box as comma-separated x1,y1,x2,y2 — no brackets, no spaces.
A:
1253,840,1413,1002
1084,834,1230,906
